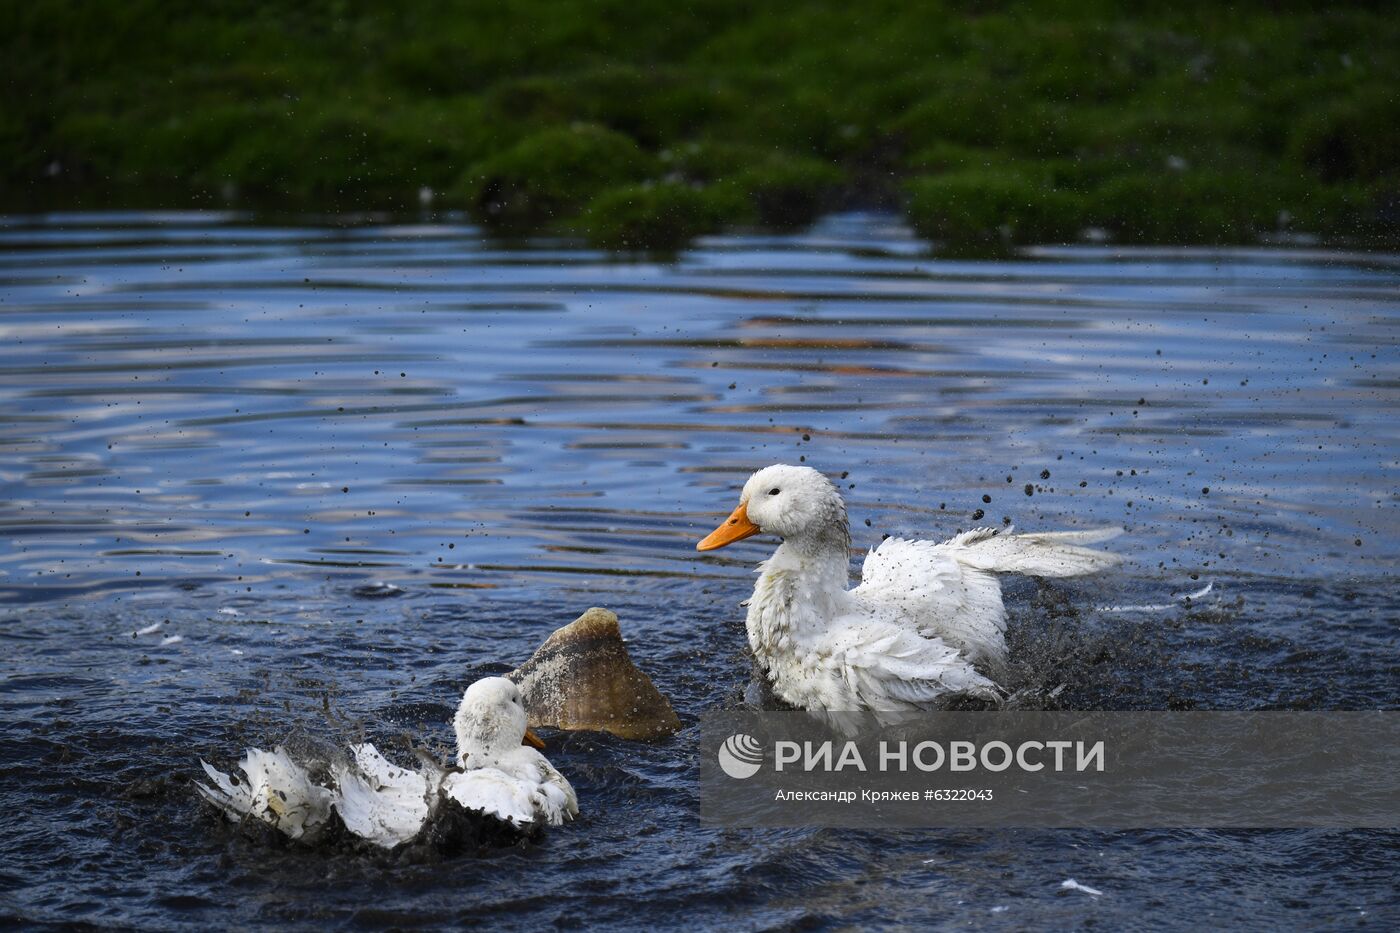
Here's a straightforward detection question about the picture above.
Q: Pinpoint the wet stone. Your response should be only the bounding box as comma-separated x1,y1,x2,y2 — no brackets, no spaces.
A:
510,607,681,741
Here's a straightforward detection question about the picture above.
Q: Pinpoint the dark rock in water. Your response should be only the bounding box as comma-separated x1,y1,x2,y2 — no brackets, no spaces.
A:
510,607,680,741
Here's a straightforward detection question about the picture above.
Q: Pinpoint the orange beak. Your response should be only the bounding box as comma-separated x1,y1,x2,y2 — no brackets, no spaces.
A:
696,501,762,551
522,728,546,750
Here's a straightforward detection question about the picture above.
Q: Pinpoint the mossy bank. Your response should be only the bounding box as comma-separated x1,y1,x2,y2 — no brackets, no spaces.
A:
5,1,1396,249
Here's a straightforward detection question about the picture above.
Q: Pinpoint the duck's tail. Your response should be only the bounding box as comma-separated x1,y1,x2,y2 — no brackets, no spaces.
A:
946,526,1123,578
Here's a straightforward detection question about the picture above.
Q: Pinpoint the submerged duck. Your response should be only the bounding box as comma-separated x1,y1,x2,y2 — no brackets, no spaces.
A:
197,677,577,848
696,465,1121,714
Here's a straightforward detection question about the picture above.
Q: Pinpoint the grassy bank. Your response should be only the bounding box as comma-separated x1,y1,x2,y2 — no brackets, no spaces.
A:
4,1,1396,249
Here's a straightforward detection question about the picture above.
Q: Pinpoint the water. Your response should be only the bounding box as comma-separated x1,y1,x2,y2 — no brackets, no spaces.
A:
0,212,1395,928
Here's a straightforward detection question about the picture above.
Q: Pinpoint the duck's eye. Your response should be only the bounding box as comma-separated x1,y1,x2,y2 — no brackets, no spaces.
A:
768,488,781,496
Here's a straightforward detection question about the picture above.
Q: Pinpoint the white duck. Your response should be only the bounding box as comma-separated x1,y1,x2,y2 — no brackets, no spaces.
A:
197,677,577,848
696,465,1121,714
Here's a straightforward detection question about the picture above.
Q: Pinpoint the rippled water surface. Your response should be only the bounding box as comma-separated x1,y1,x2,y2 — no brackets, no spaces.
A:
1,212,1396,929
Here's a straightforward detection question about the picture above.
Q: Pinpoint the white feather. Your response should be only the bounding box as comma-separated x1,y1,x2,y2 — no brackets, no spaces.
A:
940,526,1123,578
196,747,334,841
854,536,1009,667
446,745,578,827
532,757,580,825
331,743,433,848
443,768,537,826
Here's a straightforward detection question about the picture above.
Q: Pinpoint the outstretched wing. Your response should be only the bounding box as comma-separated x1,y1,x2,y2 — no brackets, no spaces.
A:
196,759,255,820
853,536,1008,666
195,747,334,840
332,743,431,848
940,526,1122,577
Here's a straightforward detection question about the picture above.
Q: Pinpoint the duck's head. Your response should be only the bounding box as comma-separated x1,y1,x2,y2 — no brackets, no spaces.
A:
697,464,848,551
453,676,546,765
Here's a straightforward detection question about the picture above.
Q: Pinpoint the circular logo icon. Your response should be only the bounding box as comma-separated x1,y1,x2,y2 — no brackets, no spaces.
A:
717,733,763,779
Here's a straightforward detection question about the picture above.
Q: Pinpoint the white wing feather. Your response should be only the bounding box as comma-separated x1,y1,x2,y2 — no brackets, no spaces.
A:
853,527,1121,669
527,753,579,825
443,768,538,826
854,538,1008,666
331,743,432,848
941,526,1123,577
196,759,253,815
442,747,579,828
196,747,334,840
818,621,1002,712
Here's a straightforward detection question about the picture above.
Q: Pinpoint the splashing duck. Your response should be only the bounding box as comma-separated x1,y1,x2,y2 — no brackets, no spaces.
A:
696,465,1121,714
197,677,577,848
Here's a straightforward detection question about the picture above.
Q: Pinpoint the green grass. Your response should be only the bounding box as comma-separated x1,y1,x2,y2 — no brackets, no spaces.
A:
581,181,741,251
456,123,656,231
4,1,1397,249
907,169,1085,247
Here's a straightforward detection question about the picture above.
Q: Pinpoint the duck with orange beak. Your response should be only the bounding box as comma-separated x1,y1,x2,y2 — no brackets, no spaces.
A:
697,464,1122,716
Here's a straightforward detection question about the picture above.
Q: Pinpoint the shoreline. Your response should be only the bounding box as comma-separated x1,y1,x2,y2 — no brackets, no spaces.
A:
7,2,1396,250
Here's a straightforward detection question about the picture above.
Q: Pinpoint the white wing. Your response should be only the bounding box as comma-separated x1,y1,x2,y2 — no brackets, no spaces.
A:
854,537,1008,666
442,768,537,826
196,747,334,841
941,526,1122,577
854,528,1121,668
350,743,431,798
196,759,255,819
331,743,432,849
817,620,1003,713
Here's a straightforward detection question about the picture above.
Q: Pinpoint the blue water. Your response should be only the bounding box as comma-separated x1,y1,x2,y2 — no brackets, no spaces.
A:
0,212,1395,928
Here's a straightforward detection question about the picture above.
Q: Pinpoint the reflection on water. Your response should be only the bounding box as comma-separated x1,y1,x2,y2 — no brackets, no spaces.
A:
0,212,1396,929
